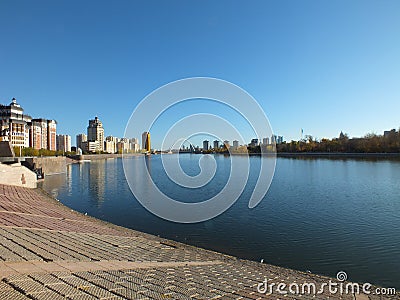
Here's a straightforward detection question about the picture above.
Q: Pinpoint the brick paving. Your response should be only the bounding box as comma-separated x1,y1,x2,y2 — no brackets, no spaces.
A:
0,184,398,300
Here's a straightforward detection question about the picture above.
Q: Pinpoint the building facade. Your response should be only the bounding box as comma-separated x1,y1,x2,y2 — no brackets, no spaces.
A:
117,138,130,153
56,134,71,153
81,141,100,153
213,140,219,149
47,120,57,151
30,119,48,150
87,117,104,151
130,139,140,152
202,140,209,151
0,98,32,148
76,133,87,151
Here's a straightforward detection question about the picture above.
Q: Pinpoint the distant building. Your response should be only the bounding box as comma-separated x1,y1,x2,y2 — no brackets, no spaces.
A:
131,143,140,153
277,136,284,144
0,98,32,148
104,136,117,154
117,138,130,153
47,120,57,151
384,129,396,138
213,140,219,149
142,132,151,152
87,116,104,151
76,133,87,151
262,137,270,145
0,98,57,150
81,140,100,153
271,135,277,144
56,134,71,153
104,140,116,154
129,138,140,152
30,119,48,150
202,140,209,151
249,138,259,147
232,140,239,150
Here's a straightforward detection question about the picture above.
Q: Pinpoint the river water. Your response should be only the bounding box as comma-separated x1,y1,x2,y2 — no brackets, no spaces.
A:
41,154,400,288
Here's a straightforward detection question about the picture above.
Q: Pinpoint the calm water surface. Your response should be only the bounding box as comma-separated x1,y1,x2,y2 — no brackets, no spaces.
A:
41,155,400,288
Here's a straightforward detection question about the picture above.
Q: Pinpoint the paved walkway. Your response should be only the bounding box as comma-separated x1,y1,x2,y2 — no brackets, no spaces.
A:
0,184,398,300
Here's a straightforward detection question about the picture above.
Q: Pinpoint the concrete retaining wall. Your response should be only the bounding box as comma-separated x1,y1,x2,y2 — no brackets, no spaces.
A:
0,163,37,188
24,156,67,176
78,153,142,160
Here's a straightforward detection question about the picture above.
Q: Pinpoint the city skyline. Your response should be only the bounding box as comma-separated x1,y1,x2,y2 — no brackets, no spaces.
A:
1,96,399,152
1,1,399,150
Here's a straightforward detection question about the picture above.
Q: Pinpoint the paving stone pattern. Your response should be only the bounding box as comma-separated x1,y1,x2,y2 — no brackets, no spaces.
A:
0,184,398,300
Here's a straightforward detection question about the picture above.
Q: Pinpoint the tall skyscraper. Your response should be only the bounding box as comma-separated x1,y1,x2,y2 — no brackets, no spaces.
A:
87,116,104,151
232,140,239,149
202,140,209,151
213,140,219,149
142,132,151,152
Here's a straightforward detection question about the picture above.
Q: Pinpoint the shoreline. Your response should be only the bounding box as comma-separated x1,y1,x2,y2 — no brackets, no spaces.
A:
277,152,400,157
0,183,398,298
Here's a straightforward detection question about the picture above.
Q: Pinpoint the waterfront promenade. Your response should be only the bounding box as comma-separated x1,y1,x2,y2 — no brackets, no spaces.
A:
0,184,398,299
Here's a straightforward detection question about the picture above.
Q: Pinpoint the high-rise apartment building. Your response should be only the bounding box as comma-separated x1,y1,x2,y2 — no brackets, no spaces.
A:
213,140,219,149
1,98,56,151
202,140,209,151
47,120,57,151
56,134,71,153
87,116,104,152
30,119,48,150
117,138,130,153
130,138,140,153
105,136,119,154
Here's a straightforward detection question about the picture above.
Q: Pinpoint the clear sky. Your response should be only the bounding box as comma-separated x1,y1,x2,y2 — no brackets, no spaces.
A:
1,0,399,148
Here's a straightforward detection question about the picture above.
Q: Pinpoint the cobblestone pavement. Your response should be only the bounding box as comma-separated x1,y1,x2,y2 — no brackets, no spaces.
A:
0,184,398,300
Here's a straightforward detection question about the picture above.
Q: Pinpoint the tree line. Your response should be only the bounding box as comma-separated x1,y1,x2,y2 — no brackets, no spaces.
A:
13,147,75,157
276,129,400,153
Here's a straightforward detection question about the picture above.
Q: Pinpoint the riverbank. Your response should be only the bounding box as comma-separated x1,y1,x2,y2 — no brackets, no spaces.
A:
277,152,400,158
68,153,143,162
229,152,400,159
0,184,398,299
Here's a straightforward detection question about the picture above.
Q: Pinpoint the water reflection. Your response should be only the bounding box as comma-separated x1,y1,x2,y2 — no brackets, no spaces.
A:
88,160,106,206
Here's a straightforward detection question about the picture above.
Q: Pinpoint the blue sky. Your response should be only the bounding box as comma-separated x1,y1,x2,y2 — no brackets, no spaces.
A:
1,0,399,148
